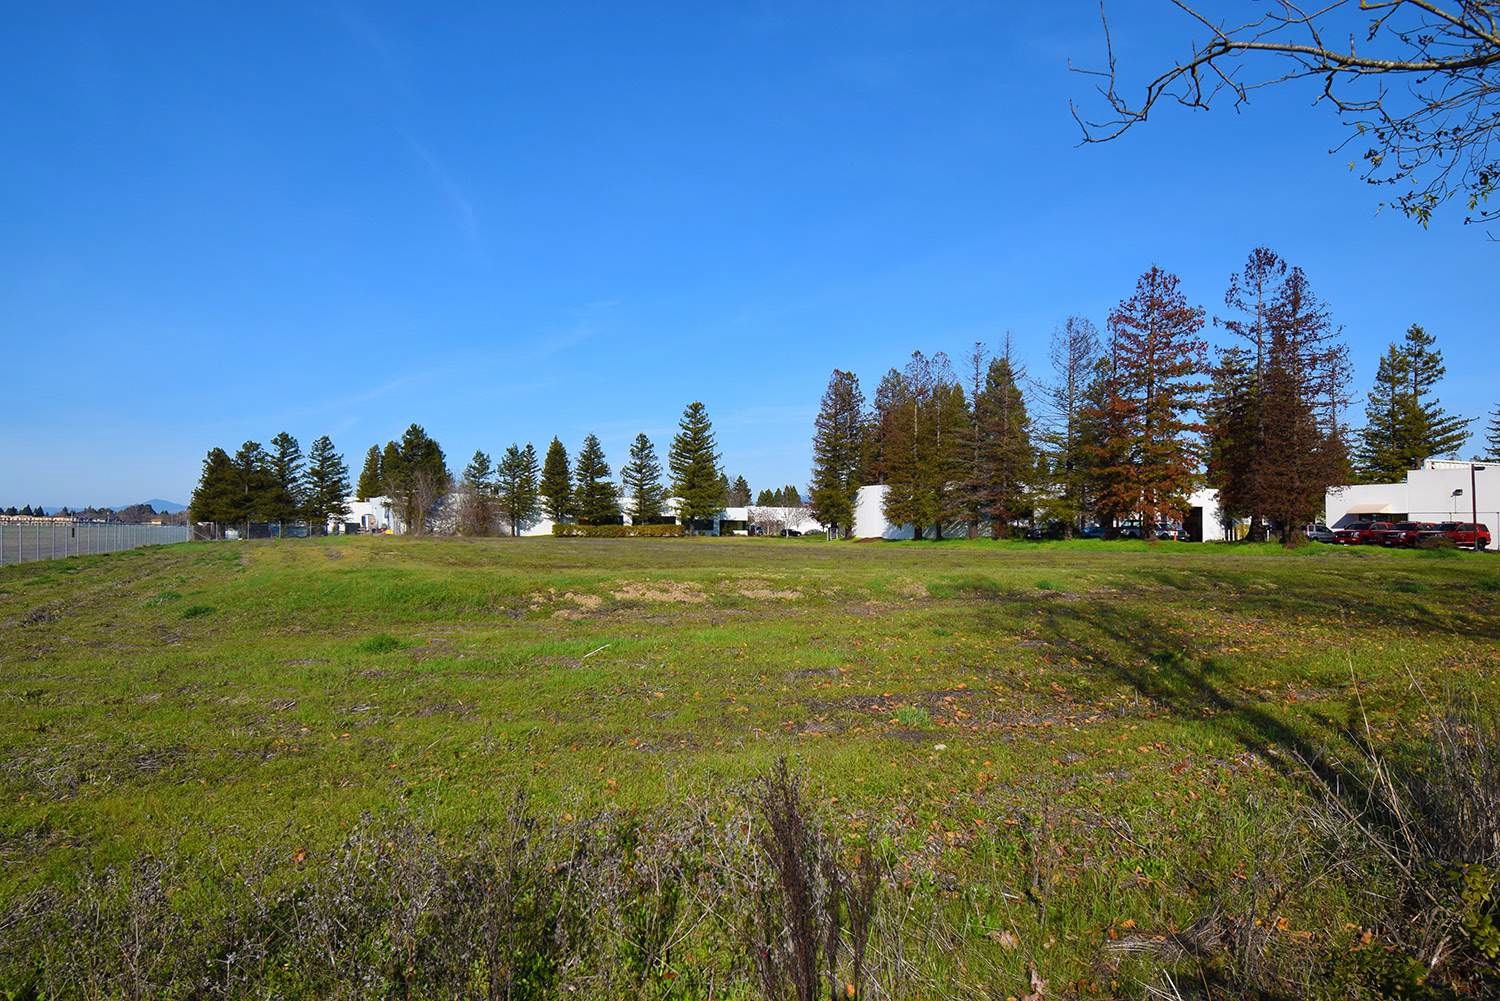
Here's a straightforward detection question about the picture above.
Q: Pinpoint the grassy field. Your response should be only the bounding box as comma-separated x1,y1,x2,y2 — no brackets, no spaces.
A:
2,535,1497,998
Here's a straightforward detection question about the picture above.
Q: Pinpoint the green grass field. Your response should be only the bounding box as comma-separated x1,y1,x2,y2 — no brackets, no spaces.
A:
2,536,1497,997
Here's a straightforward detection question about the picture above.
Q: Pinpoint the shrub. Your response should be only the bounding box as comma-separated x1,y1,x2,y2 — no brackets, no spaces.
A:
552,523,685,538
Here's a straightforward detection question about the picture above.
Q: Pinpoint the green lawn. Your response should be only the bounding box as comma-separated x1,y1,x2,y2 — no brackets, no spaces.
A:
2,536,1497,997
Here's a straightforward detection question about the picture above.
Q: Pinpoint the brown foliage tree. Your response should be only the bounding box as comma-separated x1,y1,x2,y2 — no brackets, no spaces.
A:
1089,266,1210,536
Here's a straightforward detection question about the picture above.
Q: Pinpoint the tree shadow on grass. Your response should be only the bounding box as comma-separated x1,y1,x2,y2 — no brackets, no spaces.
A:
1035,600,1350,793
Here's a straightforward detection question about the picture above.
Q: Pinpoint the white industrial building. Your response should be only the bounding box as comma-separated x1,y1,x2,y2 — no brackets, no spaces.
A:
1325,460,1497,541
335,494,823,538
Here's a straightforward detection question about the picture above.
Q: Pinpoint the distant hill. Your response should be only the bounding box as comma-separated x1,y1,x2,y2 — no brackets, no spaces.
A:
32,499,187,517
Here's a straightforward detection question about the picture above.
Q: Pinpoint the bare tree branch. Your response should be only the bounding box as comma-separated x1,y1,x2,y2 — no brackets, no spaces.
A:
1073,1,1500,226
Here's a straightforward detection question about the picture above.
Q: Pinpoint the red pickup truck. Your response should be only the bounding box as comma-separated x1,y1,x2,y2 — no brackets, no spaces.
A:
1333,521,1395,545
1415,522,1492,550
1375,521,1435,547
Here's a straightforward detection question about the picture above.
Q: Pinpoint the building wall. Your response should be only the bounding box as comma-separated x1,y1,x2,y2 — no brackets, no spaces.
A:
852,486,913,540
1326,462,1498,542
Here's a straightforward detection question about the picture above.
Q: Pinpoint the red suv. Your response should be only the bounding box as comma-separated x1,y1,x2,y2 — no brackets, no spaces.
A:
1416,522,1492,550
1376,521,1435,547
1333,521,1394,545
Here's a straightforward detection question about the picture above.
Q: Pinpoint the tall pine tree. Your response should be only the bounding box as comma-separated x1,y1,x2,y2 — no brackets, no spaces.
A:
1257,267,1351,543
458,450,495,536
355,445,383,501
1486,403,1500,459
302,436,351,533
727,475,751,508
539,438,573,522
189,447,239,526
808,369,866,537
973,351,1034,538
573,434,619,524
1355,324,1470,479
496,443,541,535
393,425,448,535
1039,316,1101,536
229,441,278,530
622,434,667,522
669,402,725,527
268,432,305,527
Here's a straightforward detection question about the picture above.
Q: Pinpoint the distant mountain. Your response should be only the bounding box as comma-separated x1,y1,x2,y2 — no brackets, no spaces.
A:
141,499,187,513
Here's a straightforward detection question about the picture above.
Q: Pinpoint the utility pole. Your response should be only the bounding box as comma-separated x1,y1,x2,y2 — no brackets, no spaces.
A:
1474,463,1486,551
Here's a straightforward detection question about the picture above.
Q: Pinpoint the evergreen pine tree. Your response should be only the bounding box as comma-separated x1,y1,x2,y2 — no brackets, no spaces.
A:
192,447,241,525
973,351,1034,538
1038,317,1101,535
1353,345,1415,482
462,450,494,490
755,488,776,506
459,450,495,536
727,475,751,508
669,402,725,527
1356,325,1471,479
228,441,278,530
356,445,382,500
392,425,448,534
302,435,351,533
573,434,619,524
496,444,541,535
268,432,305,527
809,369,866,537
621,434,667,522
380,441,406,501
1257,268,1351,543
1205,346,1259,526
1400,324,1471,460
539,437,573,522
1486,403,1500,459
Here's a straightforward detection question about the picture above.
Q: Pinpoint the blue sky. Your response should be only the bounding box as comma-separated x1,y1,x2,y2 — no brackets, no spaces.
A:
3,2,1494,507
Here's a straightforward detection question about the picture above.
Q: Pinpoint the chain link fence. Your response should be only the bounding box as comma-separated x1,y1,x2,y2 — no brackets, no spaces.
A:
0,521,191,567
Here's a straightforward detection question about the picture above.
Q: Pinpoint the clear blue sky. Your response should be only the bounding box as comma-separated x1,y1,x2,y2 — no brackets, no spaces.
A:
3,2,1493,507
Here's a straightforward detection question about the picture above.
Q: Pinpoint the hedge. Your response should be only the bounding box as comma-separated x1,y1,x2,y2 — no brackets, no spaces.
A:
551,523,685,538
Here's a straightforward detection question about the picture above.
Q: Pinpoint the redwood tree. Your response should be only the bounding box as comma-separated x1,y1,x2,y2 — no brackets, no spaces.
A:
1094,266,1209,536
973,350,1034,537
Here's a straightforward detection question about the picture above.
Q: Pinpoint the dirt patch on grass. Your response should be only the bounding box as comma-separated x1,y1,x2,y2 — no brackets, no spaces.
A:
738,586,803,600
612,581,706,604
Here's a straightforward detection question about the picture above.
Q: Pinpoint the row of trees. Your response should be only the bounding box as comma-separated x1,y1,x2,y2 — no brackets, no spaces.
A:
349,403,736,536
3,505,48,517
809,249,1486,544
190,433,352,531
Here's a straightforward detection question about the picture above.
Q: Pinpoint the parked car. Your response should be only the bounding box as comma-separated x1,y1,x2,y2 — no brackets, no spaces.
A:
1305,523,1337,543
1375,521,1435,547
1332,521,1395,545
1416,521,1492,550
1079,525,1105,540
